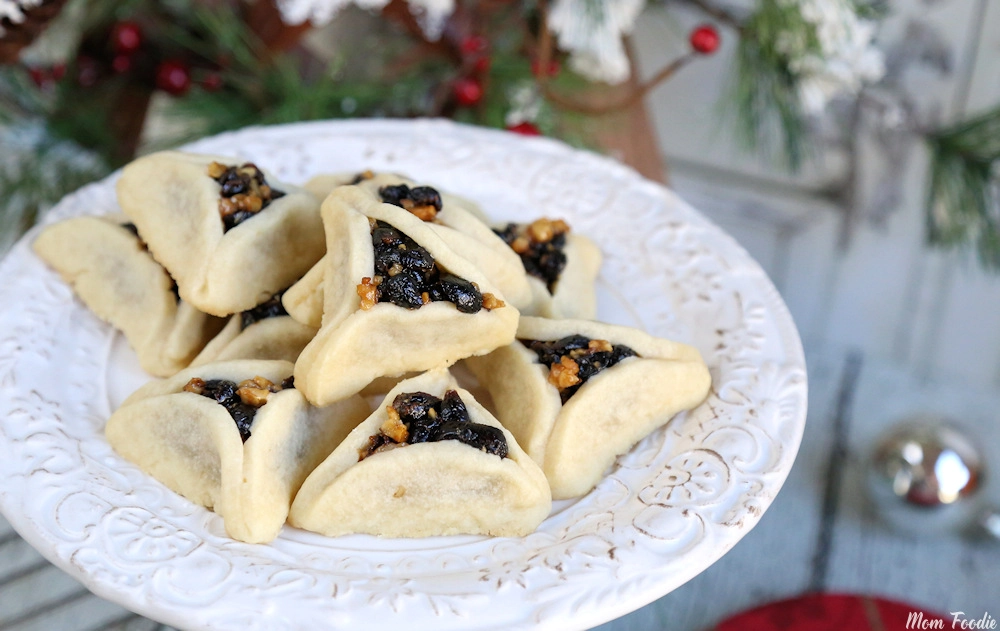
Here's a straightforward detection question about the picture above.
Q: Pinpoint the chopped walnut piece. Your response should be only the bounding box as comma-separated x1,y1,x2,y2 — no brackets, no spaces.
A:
237,384,270,407
527,217,570,243
482,293,505,310
207,161,228,179
401,199,438,221
210,162,284,230
357,277,379,310
421,291,431,305
358,435,380,460
588,339,613,353
387,263,404,277
183,377,206,395
548,355,581,389
240,375,281,393
381,407,410,443
219,198,239,216
244,194,263,213
510,236,531,254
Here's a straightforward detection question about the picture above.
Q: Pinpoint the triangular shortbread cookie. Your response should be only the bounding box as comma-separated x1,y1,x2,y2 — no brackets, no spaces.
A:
288,369,551,537
293,186,519,405
33,215,225,377
466,316,711,499
116,151,324,316
106,360,370,543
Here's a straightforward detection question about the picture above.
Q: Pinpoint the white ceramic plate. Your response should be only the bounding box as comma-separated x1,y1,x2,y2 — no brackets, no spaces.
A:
0,119,807,631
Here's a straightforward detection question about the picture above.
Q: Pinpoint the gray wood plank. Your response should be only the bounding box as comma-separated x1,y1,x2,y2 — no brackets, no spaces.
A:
929,264,1000,389
598,350,848,630
824,359,1000,616
2,591,133,631
99,615,165,631
0,564,95,626
0,514,15,541
0,536,47,584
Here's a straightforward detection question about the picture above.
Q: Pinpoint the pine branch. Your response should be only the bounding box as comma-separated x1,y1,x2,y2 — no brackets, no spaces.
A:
925,105,1000,269
727,27,807,171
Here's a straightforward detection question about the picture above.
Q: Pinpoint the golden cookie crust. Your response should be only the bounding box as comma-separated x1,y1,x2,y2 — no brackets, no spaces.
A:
466,316,711,499
106,359,370,543
33,215,225,377
116,151,324,316
288,369,551,537
191,314,317,366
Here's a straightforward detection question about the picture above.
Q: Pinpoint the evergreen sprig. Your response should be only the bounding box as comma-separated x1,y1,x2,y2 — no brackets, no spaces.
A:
925,106,1000,268
727,0,809,171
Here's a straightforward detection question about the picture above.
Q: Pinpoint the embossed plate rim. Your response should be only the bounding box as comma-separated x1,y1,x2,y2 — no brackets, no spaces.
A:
0,118,807,631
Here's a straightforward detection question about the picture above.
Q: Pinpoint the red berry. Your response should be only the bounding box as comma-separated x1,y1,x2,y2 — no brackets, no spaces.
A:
689,25,720,54
112,21,143,55
507,121,541,136
453,77,483,106
28,67,47,87
156,59,191,96
201,72,223,92
50,63,66,80
474,55,491,74
460,35,488,56
111,54,132,74
531,58,560,77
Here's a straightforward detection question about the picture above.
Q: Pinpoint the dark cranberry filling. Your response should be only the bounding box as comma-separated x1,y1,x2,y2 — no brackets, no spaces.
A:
360,220,489,313
360,390,508,460
494,220,568,292
208,162,286,232
182,376,294,442
240,290,288,329
378,184,442,221
523,335,637,402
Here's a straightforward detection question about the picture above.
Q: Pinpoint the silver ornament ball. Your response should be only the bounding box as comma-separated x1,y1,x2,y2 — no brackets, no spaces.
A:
867,417,985,535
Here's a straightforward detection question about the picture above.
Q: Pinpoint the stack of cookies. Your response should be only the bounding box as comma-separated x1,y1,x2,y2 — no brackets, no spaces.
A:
33,151,711,543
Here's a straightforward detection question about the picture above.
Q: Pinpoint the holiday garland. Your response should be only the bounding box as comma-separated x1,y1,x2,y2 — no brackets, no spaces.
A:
3,0,997,272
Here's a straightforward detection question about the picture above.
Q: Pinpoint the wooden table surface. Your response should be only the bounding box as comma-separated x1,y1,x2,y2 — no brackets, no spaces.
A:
3,347,998,631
